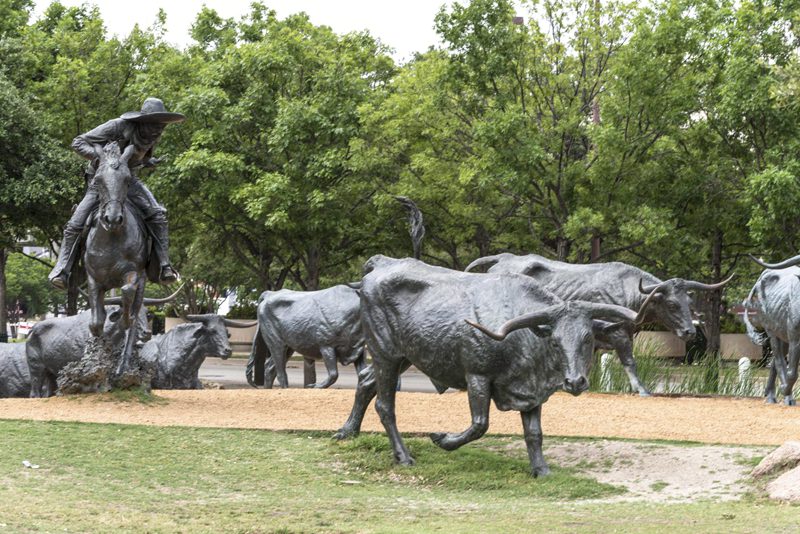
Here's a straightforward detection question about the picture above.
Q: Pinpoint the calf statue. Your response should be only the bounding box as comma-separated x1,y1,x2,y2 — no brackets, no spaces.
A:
0,343,30,398
143,315,256,389
466,253,732,395
743,264,800,406
336,256,646,476
247,285,365,389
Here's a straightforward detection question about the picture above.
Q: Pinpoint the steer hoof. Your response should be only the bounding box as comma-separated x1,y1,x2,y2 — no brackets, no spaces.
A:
766,395,777,404
430,432,460,451
531,464,551,478
638,390,652,398
396,456,416,466
784,396,797,406
333,427,358,441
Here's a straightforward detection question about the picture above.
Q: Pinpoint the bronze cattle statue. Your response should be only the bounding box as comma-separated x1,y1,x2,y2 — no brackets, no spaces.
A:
336,256,645,477
466,253,731,395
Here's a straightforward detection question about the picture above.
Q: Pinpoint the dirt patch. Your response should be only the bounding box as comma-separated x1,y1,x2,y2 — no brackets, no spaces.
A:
542,440,768,503
1,390,798,445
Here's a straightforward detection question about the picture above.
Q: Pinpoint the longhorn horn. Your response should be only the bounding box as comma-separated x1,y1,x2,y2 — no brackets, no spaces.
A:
346,281,363,290
465,304,564,341
638,278,661,294
103,284,185,306
582,302,643,326
224,318,258,328
634,280,672,321
684,274,735,291
748,253,800,270
465,255,502,273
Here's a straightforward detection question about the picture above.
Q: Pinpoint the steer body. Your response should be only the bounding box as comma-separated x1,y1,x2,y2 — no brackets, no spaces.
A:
339,255,639,476
0,343,30,398
743,267,800,405
26,306,150,397
142,315,233,389
466,253,712,396
248,285,365,389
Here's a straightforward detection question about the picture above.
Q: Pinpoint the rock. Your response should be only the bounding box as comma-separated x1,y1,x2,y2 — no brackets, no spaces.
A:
751,441,800,479
767,465,800,502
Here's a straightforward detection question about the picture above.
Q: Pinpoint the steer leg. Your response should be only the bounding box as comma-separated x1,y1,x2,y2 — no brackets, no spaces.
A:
430,374,491,450
310,346,339,388
765,336,785,404
783,342,800,406
334,359,413,440
595,323,650,396
268,342,291,388
373,358,414,465
521,405,550,477
28,369,44,398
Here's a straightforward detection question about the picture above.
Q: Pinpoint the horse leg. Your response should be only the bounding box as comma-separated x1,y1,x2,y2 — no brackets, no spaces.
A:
117,274,145,378
120,271,138,328
87,278,106,337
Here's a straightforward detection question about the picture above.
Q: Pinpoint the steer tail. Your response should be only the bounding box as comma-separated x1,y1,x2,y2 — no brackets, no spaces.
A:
742,285,768,346
246,323,268,387
465,255,502,273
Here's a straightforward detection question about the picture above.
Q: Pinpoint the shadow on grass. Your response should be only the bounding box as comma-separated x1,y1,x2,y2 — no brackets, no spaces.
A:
331,433,626,500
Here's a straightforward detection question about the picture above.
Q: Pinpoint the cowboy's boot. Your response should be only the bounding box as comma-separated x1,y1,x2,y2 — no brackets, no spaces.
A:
48,224,82,290
149,218,180,284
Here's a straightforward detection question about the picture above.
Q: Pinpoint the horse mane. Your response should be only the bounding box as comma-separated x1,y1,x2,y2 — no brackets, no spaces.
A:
101,142,123,169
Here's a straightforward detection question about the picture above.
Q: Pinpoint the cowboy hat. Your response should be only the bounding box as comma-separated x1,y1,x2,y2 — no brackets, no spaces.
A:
120,97,185,123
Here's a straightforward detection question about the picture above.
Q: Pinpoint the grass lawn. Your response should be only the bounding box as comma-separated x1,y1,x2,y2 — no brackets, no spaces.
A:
0,419,796,533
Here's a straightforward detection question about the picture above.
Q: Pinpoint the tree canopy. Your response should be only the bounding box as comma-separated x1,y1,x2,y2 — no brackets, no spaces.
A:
2,0,800,350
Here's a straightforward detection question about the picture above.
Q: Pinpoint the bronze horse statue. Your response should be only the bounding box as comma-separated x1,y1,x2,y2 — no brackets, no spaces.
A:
83,142,152,376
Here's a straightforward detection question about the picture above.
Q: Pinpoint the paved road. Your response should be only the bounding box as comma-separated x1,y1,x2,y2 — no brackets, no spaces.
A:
199,357,440,393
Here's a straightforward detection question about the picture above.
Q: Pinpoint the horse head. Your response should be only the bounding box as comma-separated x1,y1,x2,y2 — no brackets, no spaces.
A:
94,143,136,231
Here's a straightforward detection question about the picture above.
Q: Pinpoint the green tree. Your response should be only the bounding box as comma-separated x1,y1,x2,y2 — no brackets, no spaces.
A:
0,73,78,339
143,5,395,291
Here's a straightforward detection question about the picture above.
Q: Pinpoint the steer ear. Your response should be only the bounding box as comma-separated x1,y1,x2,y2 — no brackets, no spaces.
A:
108,308,122,322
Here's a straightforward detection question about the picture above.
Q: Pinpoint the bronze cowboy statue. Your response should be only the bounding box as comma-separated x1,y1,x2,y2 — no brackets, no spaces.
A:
49,97,184,290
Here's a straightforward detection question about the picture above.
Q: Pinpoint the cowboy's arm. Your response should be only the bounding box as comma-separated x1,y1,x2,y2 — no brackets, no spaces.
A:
70,119,125,160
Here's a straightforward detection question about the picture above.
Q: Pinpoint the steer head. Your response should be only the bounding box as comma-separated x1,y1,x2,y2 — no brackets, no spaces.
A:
637,275,733,341
466,301,643,396
184,315,257,360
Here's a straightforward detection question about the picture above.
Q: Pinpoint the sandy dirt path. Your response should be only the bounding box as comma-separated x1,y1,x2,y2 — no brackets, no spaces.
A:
2,389,800,445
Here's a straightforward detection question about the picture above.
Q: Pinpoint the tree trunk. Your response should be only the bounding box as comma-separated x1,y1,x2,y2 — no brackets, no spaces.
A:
306,247,320,291
590,236,601,262
704,229,723,357
556,237,571,261
0,248,7,343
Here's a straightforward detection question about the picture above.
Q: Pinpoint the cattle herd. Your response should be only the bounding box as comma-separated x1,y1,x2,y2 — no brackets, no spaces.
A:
1,250,799,476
